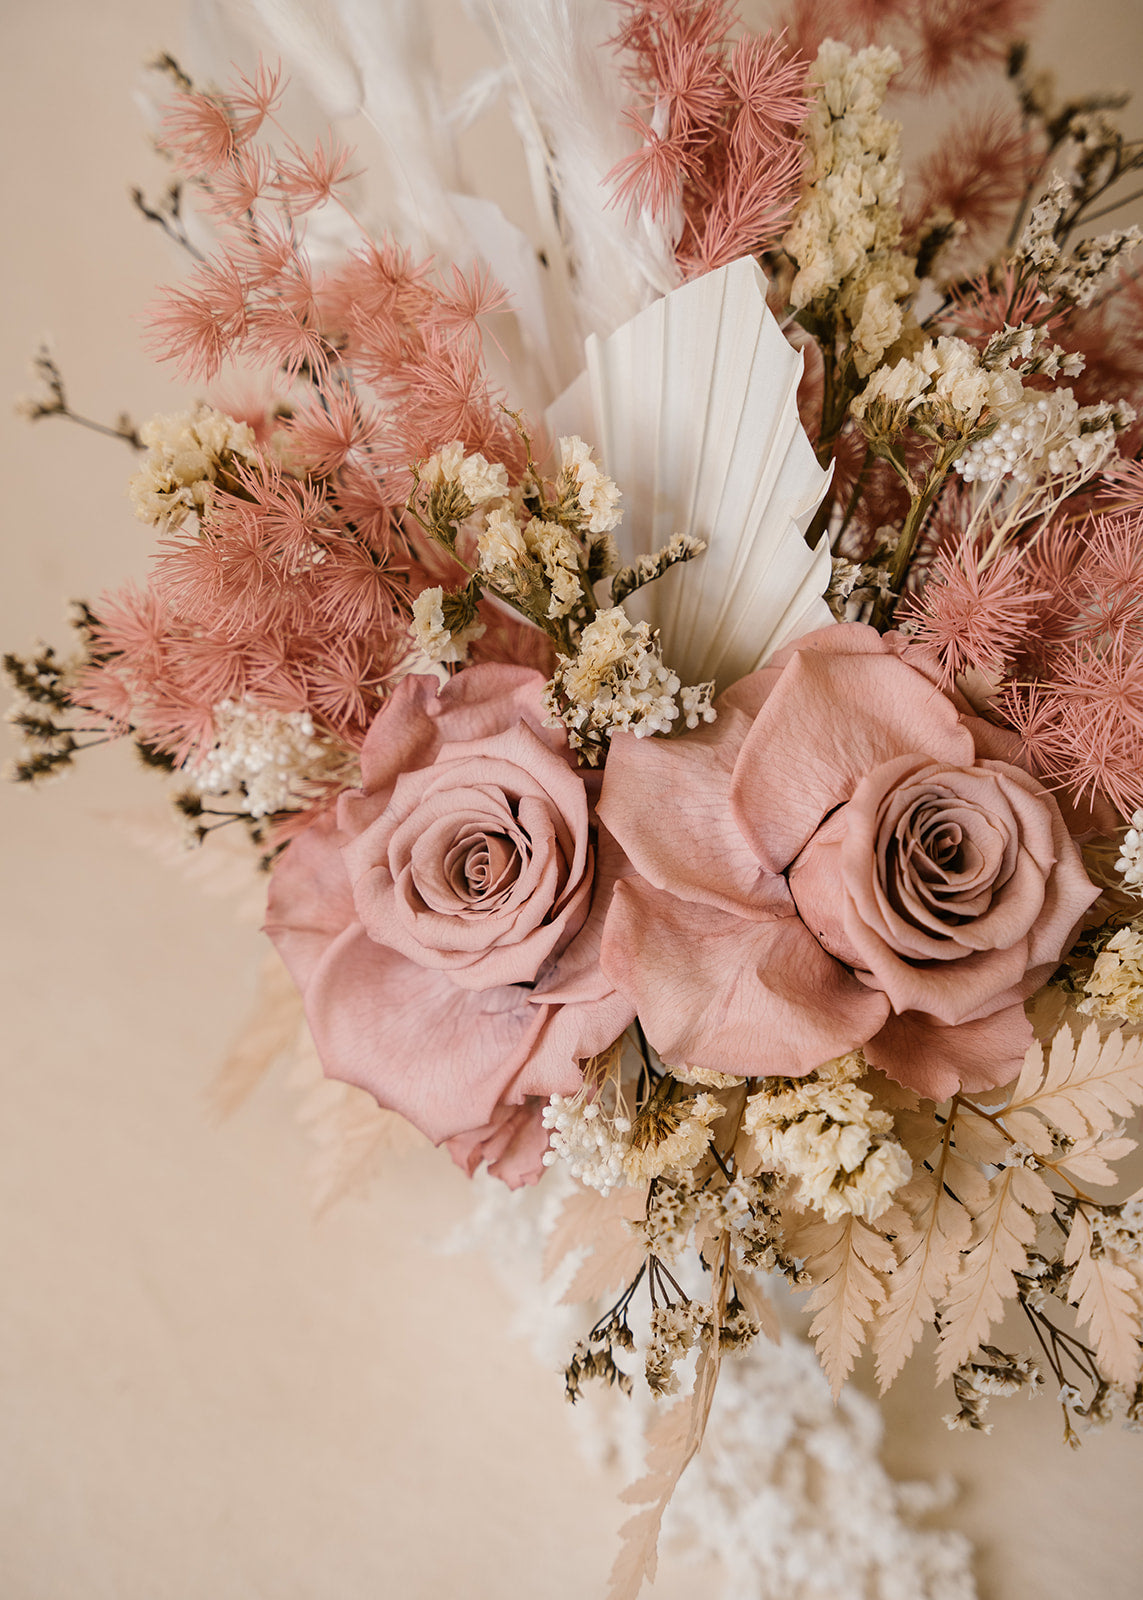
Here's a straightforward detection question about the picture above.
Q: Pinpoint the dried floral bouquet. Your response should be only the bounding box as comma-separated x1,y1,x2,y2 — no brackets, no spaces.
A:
9,2,1143,1592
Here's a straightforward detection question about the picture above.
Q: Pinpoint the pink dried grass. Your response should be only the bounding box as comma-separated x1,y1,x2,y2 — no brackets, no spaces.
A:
608,1,809,278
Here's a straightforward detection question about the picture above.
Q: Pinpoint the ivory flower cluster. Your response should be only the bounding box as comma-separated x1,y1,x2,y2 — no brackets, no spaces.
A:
128,403,258,526
189,698,347,818
743,1051,911,1223
784,41,917,375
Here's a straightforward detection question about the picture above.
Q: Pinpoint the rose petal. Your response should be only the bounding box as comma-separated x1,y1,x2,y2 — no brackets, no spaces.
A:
731,647,976,873
865,1002,1033,1101
599,878,890,1076
597,705,791,920
445,1099,551,1188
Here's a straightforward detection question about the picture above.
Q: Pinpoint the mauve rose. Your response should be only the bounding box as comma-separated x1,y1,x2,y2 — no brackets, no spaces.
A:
265,664,633,1185
597,624,1098,1100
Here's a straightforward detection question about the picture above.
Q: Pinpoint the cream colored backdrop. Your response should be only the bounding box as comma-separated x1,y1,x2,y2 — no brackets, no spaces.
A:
3,3,1143,1597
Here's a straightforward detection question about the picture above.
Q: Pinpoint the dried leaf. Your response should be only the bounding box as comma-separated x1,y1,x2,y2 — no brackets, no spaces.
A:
1008,1019,1143,1143
1065,1209,1143,1388
1049,1133,1138,1189
793,1214,894,1397
209,950,303,1119
952,1105,1011,1165
607,1237,727,1600
543,1184,646,1290
937,1163,1054,1380
874,1159,973,1390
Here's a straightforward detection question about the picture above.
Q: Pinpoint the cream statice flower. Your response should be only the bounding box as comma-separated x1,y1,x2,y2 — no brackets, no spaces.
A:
128,403,257,526
420,440,509,507
544,605,714,762
476,506,530,573
1115,811,1143,891
525,519,584,618
853,336,1024,433
1017,176,1143,308
743,1051,911,1223
1078,921,1143,1023
784,41,918,375
558,435,623,533
622,1091,725,1183
188,699,348,818
410,586,485,664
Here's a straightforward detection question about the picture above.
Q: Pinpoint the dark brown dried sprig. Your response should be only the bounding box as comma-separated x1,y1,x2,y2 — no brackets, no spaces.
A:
17,348,142,451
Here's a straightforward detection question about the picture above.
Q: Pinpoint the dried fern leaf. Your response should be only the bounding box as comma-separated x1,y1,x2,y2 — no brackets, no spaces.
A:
951,1104,1011,1165
937,1163,1055,1380
792,1214,894,1397
607,1237,727,1600
209,950,303,1119
543,1183,646,1288
874,1158,975,1390
1065,1209,1143,1388
1007,1018,1143,1142
1047,1132,1138,1189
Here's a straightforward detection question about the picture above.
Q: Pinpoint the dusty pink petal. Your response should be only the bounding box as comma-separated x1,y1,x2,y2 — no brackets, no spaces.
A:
445,1099,551,1188
597,706,791,920
865,1001,1033,1100
357,664,567,797
731,647,976,874
265,815,580,1144
599,878,890,1077
343,721,592,989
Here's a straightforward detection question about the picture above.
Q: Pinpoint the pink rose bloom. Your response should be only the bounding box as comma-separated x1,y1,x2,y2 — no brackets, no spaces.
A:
597,624,1098,1100
265,664,633,1186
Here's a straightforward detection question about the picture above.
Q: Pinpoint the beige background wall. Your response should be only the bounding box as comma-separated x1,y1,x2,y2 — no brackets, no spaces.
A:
3,3,1143,1597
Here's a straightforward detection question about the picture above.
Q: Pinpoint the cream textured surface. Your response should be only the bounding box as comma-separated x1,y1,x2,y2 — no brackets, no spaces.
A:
3,3,1143,1597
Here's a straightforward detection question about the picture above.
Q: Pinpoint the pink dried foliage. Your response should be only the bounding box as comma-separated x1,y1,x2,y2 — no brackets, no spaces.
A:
945,509,1143,819
77,453,412,760
903,0,1043,91
608,2,809,278
905,542,1044,686
909,105,1036,256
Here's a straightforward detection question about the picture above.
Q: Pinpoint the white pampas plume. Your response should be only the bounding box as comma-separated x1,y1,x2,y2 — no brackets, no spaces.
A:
473,0,681,346
548,257,833,689
247,0,364,118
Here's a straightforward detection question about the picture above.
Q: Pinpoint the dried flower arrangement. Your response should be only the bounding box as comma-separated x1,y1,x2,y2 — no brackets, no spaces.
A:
9,4,1143,1593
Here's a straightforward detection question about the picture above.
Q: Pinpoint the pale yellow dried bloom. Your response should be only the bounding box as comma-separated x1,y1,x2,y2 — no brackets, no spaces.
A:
1078,923,1143,1024
558,435,623,533
622,1093,725,1183
743,1050,911,1222
477,506,530,573
409,586,485,664
128,403,257,526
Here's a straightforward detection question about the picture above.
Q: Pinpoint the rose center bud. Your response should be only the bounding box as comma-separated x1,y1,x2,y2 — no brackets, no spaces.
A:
443,828,523,910
880,785,1014,944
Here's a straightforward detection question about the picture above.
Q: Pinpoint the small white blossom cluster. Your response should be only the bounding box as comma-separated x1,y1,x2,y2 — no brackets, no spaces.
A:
622,1092,725,1184
641,1170,741,1263
784,41,918,375
128,404,258,527
189,699,340,817
645,1301,714,1398
420,440,510,507
853,335,1023,431
743,1050,912,1223
955,389,1130,486
409,585,486,664
544,605,715,761
1115,810,1143,890
1017,177,1143,308
1078,920,1143,1024
542,1059,633,1194
827,554,894,623
478,512,585,618
1092,1200,1143,1260
558,435,623,534
945,1349,1042,1433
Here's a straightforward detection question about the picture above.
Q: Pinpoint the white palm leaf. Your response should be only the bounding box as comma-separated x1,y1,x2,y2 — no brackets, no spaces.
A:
547,256,834,690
